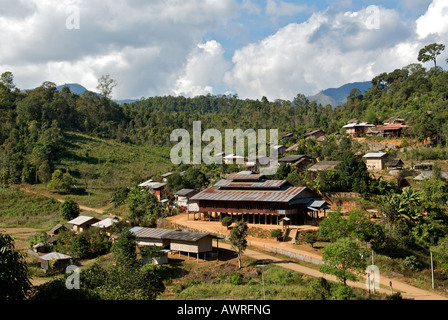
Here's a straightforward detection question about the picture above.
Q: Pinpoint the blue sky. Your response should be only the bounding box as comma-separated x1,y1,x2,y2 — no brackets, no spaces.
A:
0,0,445,100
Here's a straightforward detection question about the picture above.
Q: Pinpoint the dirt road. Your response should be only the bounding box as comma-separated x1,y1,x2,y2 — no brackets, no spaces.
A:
168,213,448,300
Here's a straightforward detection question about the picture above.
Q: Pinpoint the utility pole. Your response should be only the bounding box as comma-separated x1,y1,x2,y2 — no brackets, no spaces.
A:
372,250,375,293
430,249,434,289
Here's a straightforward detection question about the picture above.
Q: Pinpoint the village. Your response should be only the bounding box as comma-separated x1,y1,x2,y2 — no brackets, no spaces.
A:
20,114,448,300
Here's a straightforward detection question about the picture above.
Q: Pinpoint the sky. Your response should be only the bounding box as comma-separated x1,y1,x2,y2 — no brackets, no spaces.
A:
0,0,447,101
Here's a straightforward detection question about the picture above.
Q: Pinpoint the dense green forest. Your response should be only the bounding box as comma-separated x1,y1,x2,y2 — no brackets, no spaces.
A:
1,59,448,185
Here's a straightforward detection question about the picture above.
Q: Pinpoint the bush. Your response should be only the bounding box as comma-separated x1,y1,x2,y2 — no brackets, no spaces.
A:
60,199,80,220
221,216,233,229
270,229,283,241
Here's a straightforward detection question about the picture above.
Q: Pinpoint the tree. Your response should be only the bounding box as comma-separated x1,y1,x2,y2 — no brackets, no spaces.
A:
319,237,367,286
47,169,74,194
60,199,80,220
221,216,233,230
417,43,446,68
229,219,248,269
0,71,15,91
112,229,138,268
125,183,161,227
0,231,32,300
97,75,117,99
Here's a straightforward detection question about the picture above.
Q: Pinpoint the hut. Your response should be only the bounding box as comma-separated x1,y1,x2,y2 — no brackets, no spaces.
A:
164,231,214,260
67,216,99,233
92,217,119,237
363,152,388,170
129,227,173,247
307,161,341,174
174,189,199,209
39,252,73,272
279,154,314,170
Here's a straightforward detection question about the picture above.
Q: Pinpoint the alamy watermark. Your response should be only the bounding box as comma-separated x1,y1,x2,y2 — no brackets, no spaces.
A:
170,121,279,175
65,265,80,290
65,0,80,30
365,5,380,30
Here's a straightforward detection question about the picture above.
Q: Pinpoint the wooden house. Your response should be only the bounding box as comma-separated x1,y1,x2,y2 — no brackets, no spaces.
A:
138,180,167,201
129,227,173,247
244,156,271,171
304,130,325,140
92,217,119,237
378,123,408,138
39,252,72,272
307,161,341,173
385,159,404,170
67,216,99,233
164,231,213,256
383,117,406,125
175,189,199,209
363,152,388,170
343,122,375,137
279,154,314,171
187,172,329,226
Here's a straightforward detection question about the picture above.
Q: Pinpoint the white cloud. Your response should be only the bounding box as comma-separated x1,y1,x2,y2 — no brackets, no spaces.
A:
0,0,239,99
265,0,307,17
173,40,231,97
224,2,448,100
416,0,448,39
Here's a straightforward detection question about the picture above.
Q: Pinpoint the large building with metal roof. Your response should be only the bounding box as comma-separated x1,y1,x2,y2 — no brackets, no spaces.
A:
187,172,329,225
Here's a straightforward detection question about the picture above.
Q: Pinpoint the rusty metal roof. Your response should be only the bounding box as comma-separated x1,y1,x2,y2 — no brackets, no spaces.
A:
190,185,307,203
215,179,291,189
40,252,72,261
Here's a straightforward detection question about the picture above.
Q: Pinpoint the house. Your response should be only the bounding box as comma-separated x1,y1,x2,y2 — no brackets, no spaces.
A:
385,159,404,170
377,123,408,138
343,122,375,137
363,152,388,170
383,116,406,125
130,227,173,247
164,231,214,256
175,189,199,209
365,127,381,137
304,130,325,141
92,217,119,237
222,154,247,165
307,161,341,173
160,172,173,182
130,227,215,262
39,252,73,272
413,162,434,170
47,224,68,237
67,216,99,233
138,180,167,200
279,154,314,170
187,172,329,226
244,156,271,171
272,144,287,155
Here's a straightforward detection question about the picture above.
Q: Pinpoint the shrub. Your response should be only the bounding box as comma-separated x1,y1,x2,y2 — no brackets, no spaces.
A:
60,199,80,221
270,229,283,241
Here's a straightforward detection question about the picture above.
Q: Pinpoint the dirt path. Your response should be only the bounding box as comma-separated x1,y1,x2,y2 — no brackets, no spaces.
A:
20,186,107,215
168,213,448,300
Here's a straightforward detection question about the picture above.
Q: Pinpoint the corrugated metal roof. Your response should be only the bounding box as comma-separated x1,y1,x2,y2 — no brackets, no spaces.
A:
163,231,211,242
67,215,96,225
190,185,307,203
214,179,291,189
92,218,118,228
129,227,173,239
363,152,388,158
40,252,72,260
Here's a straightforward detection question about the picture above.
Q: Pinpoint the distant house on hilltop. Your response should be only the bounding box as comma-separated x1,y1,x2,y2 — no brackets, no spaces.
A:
304,130,325,141
343,122,375,137
383,117,406,125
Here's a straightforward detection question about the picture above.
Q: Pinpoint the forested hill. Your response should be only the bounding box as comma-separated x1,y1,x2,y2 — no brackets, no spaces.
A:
0,62,447,184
